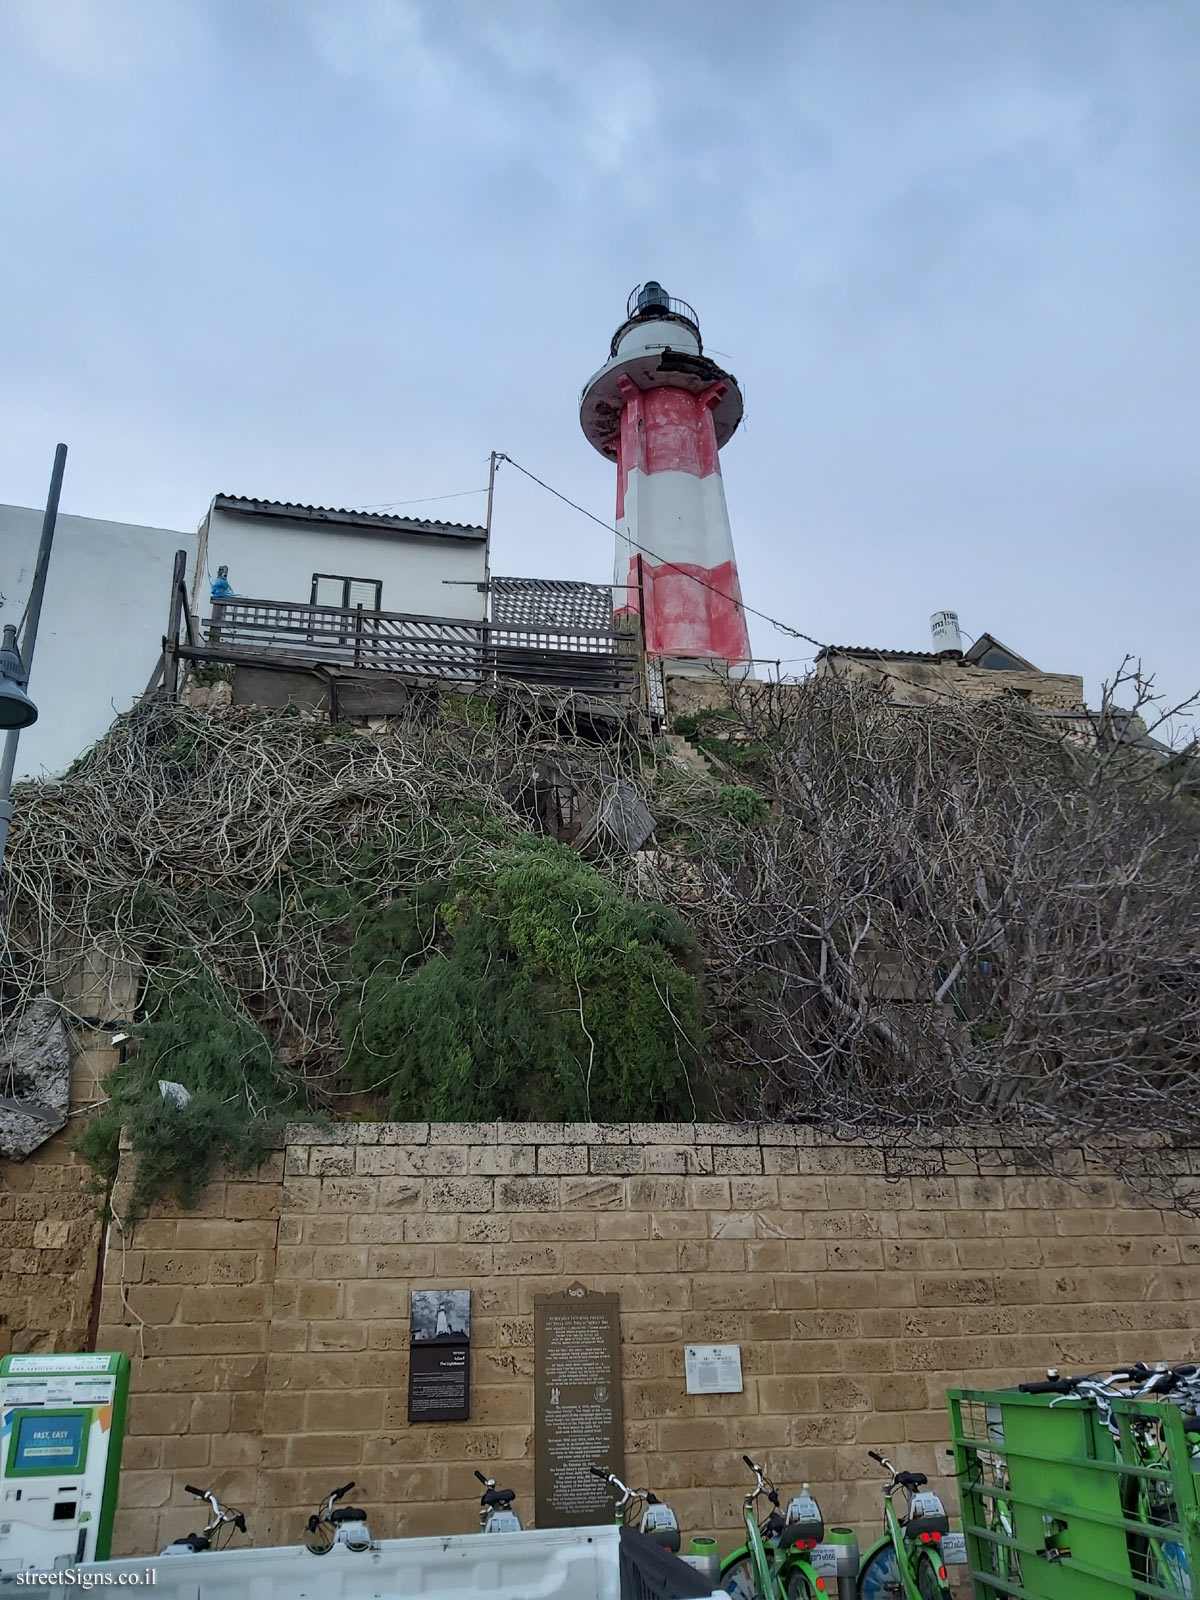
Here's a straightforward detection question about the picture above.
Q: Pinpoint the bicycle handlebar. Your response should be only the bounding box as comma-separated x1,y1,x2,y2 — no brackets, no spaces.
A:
475,1471,491,1486
183,1483,244,1536
590,1467,636,1502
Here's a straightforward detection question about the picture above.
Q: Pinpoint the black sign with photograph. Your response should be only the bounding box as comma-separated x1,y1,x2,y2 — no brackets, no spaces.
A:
408,1287,471,1422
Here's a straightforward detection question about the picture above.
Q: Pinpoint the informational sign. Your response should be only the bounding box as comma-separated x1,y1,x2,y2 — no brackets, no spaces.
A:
408,1343,470,1422
534,1286,623,1529
407,1289,471,1423
684,1343,743,1395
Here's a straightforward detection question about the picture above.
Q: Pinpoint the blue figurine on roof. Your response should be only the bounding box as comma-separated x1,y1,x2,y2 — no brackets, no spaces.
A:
210,565,233,601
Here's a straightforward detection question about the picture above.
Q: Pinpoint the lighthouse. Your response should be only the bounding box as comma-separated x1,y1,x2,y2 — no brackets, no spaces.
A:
579,281,751,666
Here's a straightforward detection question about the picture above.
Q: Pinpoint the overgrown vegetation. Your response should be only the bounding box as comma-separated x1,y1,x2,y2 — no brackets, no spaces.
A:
1,694,711,1213
75,972,300,1217
3,662,1198,1214
346,841,704,1121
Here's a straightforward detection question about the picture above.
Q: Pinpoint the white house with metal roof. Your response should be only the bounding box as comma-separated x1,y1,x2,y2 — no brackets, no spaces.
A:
191,495,489,624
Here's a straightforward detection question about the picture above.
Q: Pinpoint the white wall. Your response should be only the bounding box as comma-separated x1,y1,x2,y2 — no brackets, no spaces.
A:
0,505,189,780
199,507,487,622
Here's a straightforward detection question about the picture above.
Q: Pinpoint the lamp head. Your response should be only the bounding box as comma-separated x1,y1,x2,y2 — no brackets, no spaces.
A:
0,625,36,731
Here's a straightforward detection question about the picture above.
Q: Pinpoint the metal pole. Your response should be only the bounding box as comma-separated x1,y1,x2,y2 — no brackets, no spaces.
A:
0,443,68,880
483,450,496,622
481,451,497,687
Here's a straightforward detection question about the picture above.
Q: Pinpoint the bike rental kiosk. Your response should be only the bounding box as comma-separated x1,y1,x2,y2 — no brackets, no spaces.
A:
0,1352,130,1577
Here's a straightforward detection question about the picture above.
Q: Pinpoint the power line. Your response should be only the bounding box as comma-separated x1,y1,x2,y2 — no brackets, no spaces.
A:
356,487,489,511
494,451,969,706
494,453,825,651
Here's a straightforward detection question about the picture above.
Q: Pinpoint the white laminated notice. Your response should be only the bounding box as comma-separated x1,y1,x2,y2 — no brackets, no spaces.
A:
810,1544,840,1576
941,1532,968,1565
684,1344,743,1394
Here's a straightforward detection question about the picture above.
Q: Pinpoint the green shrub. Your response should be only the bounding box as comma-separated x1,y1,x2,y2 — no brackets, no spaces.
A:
76,972,301,1218
344,838,706,1122
715,784,769,825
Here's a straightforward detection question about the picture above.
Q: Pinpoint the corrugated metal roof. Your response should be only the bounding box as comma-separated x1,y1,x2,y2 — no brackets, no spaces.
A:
491,577,614,632
817,645,952,664
212,494,488,542
819,635,1043,672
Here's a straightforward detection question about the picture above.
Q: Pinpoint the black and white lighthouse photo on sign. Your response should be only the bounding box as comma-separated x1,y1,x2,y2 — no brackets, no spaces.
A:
410,1288,471,1343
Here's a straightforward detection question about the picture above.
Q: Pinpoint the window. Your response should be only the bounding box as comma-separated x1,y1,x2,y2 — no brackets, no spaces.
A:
310,573,383,651
311,574,382,612
976,645,1029,672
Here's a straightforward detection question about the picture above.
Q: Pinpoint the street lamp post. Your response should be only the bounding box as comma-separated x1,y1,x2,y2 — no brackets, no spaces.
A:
0,444,68,880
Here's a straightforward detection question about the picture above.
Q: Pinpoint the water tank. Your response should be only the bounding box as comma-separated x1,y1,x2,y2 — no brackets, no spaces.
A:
930,610,963,655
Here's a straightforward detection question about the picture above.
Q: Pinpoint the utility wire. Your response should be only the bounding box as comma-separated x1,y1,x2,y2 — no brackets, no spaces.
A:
495,451,970,706
495,454,825,651
356,487,489,511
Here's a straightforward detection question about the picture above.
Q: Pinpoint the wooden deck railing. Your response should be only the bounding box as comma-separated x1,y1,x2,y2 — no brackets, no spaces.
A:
201,596,637,698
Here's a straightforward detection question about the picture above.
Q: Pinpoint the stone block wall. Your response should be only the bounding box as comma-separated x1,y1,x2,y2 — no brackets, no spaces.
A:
0,1133,102,1357
91,1123,1200,1559
0,1026,115,1358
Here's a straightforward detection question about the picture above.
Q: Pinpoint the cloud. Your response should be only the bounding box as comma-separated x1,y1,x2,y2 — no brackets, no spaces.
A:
0,0,1196,719
2,0,197,81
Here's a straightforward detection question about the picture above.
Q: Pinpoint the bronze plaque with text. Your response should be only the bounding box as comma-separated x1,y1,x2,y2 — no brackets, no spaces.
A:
534,1286,623,1528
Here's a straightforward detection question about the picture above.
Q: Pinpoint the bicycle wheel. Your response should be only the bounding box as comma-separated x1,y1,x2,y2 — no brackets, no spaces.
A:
783,1562,819,1599
857,1542,902,1599
1140,1539,1190,1600
721,1556,764,1599
915,1550,950,1599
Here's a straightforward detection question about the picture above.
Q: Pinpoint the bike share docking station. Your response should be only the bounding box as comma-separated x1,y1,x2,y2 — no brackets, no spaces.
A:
0,1352,130,1579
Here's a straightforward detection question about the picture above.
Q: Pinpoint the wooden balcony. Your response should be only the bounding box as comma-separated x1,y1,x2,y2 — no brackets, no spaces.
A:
190,595,638,700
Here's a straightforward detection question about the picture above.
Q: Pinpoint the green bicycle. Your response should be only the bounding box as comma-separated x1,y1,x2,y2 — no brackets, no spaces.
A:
720,1456,826,1599
856,1452,951,1600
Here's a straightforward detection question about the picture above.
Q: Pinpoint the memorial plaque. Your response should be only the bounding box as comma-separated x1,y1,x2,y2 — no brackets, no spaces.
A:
408,1288,471,1422
534,1286,623,1528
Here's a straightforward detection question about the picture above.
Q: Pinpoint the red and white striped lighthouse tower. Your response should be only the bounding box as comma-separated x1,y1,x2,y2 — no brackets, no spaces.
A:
580,282,750,666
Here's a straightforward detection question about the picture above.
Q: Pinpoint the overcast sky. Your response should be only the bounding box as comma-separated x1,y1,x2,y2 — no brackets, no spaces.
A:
2,0,1197,719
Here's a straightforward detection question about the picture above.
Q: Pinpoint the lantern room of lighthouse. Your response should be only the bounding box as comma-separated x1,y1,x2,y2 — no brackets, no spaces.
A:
579,281,751,667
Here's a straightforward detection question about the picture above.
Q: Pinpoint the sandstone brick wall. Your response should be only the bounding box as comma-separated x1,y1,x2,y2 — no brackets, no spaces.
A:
0,1027,116,1359
0,1133,102,1357
92,1123,1200,1560
92,1146,283,1557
